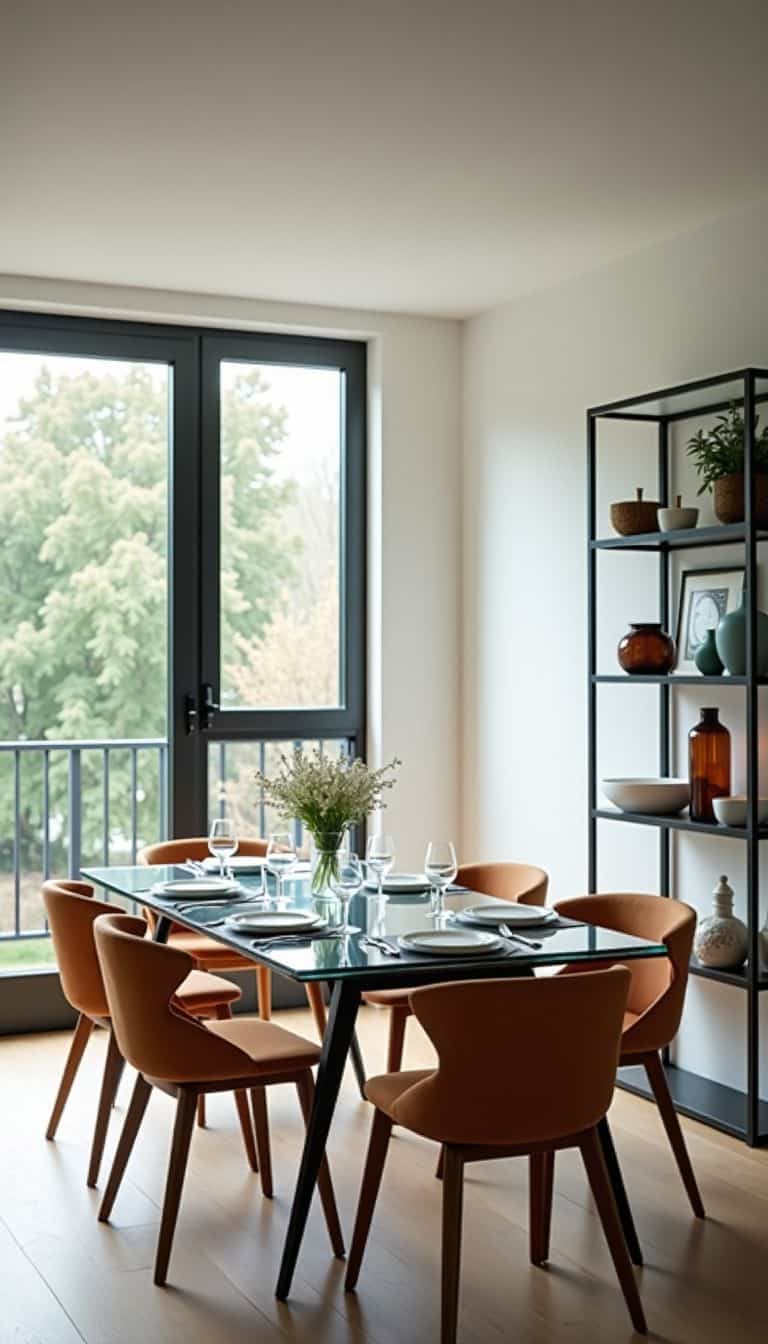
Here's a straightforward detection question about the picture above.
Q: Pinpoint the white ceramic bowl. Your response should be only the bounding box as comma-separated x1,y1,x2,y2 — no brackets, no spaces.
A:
657,506,699,532
601,777,690,815
712,795,768,827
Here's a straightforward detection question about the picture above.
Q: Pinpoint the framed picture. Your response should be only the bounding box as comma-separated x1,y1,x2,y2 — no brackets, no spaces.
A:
675,566,745,672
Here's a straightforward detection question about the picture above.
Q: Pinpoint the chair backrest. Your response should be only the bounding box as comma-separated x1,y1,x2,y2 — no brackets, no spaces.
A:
41,879,115,1020
139,836,268,865
93,911,256,1083
457,861,548,906
392,967,630,1146
554,893,696,1051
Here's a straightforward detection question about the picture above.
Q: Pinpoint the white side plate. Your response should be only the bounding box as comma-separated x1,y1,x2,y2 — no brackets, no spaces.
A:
397,928,503,956
457,903,557,928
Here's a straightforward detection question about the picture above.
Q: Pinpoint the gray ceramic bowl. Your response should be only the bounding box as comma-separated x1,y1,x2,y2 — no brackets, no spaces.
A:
657,506,699,532
601,778,690,815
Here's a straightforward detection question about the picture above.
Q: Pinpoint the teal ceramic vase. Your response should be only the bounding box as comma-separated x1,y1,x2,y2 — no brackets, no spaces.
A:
694,628,724,676
714,589,768,675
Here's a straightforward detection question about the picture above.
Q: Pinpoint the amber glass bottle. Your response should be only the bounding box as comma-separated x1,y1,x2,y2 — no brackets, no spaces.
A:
689,708,731,823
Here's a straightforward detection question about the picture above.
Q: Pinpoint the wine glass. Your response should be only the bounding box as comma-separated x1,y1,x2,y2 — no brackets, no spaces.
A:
266,831,297,907
425,840,457,922
329,851,364,934
365,833,395,906
208,817,238,879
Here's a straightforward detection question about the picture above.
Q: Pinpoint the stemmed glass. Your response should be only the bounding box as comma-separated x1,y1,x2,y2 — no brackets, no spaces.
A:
208,817,238,879
425,840,457,923
266,831,297,907
365,833,395,906
329,851,364,934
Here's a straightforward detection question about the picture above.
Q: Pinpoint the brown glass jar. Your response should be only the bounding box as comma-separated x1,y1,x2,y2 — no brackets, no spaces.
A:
689,707,731,823
617,622,676,675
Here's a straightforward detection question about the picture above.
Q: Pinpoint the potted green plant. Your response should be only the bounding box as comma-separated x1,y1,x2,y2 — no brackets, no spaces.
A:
686,404,768,526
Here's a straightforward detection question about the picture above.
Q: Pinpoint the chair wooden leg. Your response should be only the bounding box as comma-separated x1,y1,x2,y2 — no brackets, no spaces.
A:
98,1074,152,1222
579,1128,647,1335
250,1087,273,1197
643,1051,705,1218
154,1089,198,1286
46,1013,94,1140
529,1151,554,1266
345,1107,394,1291
87,1027,125,1188
256,966,272,1020
234,1090,259,1172
296,1071,344,1258
441,1146,465,1344
305,982,327,1037
435,1146,445,1180
386,1008,408,1073
196,1093,206,1128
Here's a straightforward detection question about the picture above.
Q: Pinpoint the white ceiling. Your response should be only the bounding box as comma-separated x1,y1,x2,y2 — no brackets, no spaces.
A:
3,1,768,318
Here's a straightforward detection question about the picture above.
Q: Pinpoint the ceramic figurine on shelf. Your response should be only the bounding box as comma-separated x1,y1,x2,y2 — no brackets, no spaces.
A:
693,876,748,969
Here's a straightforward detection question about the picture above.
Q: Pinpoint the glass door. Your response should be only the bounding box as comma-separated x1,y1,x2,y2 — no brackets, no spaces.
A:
190,332,366,840
0,311,196,1015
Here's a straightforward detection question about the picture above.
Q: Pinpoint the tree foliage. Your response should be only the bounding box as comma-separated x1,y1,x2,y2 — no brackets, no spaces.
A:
0,362,298,869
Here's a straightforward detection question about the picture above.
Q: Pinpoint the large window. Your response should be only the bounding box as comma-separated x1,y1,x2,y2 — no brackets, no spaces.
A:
0,312,366,990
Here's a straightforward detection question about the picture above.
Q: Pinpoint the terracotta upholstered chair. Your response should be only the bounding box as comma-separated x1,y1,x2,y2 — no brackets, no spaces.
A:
345,969,645,1342
42,880,257,1185
139,839,329,1050
363,862,549,1072
93,912,343,1287
553,892,704,1220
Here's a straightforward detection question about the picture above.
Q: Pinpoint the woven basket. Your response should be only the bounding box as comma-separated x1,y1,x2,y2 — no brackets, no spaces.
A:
610,487,660,537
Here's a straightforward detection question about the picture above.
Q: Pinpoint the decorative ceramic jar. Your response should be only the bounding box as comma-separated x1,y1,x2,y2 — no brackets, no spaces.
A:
657,495,699,532
714,588,768,676
694,628,724,676
713,472,768,528
693,876,748,969
688,707,731,823
610,487,660,537
617,623,676,675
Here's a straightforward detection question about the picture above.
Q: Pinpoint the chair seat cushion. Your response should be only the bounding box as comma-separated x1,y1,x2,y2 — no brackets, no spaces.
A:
365,1069,433,1117
363,987,412,1010
168,931,256,972
206,1016,321,1076
176,969,240,1014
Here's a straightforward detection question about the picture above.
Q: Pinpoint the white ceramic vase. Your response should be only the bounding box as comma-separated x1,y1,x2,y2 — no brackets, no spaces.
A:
693,876,748,969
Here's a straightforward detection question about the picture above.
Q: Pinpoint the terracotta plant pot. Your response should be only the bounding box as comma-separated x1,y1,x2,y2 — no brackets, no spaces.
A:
713,472,768,528
610,486,660,537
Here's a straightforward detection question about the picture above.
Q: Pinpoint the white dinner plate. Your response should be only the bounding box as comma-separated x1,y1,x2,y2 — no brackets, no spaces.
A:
225,909,324,935
152,878,240,900
457,903,557,928
364,873,430,893
202,855,266,874
397,928,503,956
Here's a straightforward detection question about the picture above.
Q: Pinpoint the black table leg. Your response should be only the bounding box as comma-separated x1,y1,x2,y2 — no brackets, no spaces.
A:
153,915,173,944
349,1030,367,1098
597,1115,643,1266
276,979,361,1300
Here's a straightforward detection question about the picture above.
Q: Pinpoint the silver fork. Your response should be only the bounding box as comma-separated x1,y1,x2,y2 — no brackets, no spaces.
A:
361,934,401,958
499,923,542,950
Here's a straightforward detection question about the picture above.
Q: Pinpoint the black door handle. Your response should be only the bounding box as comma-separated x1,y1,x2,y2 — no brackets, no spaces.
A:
184,694,197,735
201,684,219,730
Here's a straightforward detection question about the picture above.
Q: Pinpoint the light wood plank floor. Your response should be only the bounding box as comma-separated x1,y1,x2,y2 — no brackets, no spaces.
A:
1,1006,765,1343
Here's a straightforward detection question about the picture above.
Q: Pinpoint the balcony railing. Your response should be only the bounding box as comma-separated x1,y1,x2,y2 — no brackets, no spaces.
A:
1,738,167,942
1,734,350,947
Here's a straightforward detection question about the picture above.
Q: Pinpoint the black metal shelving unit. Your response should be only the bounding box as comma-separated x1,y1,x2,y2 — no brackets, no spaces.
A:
588,367,768,1147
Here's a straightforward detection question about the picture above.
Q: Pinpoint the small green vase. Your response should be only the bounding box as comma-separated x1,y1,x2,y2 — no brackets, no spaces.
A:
694,628,724,676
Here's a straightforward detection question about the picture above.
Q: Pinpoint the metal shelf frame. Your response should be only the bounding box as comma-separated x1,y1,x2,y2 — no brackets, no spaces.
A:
588,367,768,1146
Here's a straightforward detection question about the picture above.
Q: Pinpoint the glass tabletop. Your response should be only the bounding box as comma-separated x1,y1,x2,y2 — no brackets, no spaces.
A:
82,865,667,986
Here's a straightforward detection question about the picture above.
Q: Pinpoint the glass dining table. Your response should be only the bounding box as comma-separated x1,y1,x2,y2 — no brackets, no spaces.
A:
82,865,667,1300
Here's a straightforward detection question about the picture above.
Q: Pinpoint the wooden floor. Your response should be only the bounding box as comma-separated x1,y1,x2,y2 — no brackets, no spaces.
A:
1,1007,765,1344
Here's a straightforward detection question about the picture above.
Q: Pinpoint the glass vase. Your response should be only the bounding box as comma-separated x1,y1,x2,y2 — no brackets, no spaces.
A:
310,831,345,921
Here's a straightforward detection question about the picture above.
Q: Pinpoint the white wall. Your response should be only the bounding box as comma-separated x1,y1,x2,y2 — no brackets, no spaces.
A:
462,197,768,1096
0,274,462,866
